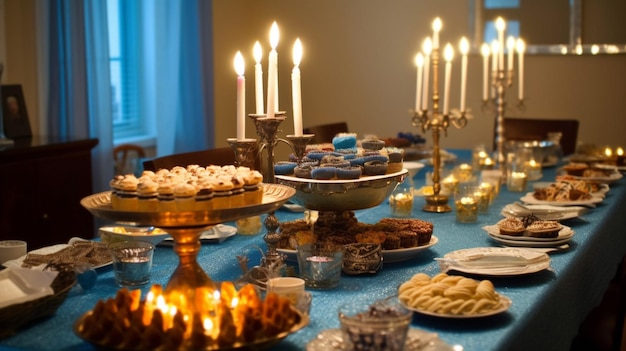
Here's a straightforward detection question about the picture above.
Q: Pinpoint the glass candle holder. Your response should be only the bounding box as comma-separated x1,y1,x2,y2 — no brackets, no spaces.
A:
454,185,479,223
507,169,528,192
389,180,414,217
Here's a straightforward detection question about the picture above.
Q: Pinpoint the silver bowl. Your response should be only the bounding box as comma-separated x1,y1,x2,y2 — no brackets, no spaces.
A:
275,170,407,211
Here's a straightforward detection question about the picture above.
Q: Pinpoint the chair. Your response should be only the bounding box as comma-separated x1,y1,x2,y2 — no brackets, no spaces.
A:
495,118,579,155
303,122,349,144
143,146,259,171
113,143,146,176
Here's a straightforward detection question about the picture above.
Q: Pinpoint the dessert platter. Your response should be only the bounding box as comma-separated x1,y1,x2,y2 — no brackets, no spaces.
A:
501,203,589,221
398,273,512,318
520,192,604,207
437,247,552,276
3,238,113,270
307,328,454,351
160,224,237,245
483,223,575,248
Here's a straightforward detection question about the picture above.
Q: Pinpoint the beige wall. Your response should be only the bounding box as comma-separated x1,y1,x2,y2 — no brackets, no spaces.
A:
3,0,625,153
212,0,626,153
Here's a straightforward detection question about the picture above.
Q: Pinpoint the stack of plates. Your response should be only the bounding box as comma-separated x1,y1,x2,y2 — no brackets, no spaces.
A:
482,224,575,247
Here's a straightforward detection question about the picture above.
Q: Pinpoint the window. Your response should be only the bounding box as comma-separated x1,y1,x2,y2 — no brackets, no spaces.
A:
107,0,149,143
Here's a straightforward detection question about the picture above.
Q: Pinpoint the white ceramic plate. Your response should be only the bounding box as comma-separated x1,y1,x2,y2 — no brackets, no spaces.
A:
532,182,610,197
277,236,438,263
483,224,574,242
440,247,551,276
520,192,604,206
487,232,573,247
404,295,512,319
501,203,588,221
3,239,112,270
558,170,623,184
592,163,626,172
161,224,237,245
307,328,454,351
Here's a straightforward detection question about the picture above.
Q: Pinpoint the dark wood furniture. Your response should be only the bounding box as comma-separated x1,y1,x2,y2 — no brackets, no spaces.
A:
113,143,146,175
143,146,260,171
0,136,98,250
495,117,580,155
303,122,349,144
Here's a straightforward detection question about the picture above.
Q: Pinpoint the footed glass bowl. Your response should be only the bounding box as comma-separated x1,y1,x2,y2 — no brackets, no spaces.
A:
275,170,407,211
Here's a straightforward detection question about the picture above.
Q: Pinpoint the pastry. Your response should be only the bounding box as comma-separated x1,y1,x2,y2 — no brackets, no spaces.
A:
497,218,525,236
137,179,159,212
526,220,561,238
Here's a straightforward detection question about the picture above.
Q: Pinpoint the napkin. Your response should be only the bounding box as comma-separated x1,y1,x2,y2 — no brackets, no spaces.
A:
0,267,58,309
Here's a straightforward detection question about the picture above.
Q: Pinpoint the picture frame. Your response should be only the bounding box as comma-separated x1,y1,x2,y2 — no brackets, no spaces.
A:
1,84,32,138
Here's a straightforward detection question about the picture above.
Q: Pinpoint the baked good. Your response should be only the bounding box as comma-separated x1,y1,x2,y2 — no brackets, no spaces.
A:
382,234,401,250
311,166,337,180
497,218,525,236
526,220,561,238
116,175,139,211
156,181,177,212
274,161,297,175
336,166,362,179
361,138,385,151
562,162,587,176
399,231,418,248
137,179,159,212
174,182,197,211
363,160,388,176
332,133,358,150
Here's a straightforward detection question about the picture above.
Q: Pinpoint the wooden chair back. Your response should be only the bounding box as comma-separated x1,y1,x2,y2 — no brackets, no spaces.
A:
496,118,579,155
303,122,349,144
143,146,259,171
113,144,146,175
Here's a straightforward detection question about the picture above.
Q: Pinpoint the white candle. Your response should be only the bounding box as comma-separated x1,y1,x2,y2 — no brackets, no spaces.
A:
291,38,303,136
415,53,424,112
459,37,469,112
432,17,442,50
443,44,453,116
421,38,432,111
516,38,525,100
481,43,490,101
490,40,498,98
495,17,506,71
234,51,245,140
253,41,264,114
266,22,279,118
506,36,515,72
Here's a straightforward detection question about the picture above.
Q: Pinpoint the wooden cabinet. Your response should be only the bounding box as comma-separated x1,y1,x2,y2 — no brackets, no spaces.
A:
0,136,99,250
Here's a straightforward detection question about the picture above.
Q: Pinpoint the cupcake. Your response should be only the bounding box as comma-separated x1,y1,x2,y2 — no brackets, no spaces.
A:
211,177,234,209
363,160,388,176
526,221,561,238
174,182,197,211
242,169,264,205
497,218,525,236
194,179,214,210
109,175,124,210
229,174,246,207
332,133,358,150
361,138,385,151
157,180,177,212
116,174,139,211
137,179,159,212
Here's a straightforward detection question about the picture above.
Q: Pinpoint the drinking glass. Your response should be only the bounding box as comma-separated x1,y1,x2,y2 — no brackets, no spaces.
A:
109,240,154,287
297,243,344,289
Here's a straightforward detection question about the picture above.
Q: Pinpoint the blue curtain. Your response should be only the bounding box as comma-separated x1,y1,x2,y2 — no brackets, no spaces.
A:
41,0,214,193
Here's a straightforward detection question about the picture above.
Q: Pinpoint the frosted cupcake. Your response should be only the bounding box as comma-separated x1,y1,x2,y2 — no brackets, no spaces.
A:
137,179,159,212
211,177,234,209
229,174,246,207
109,175,124,210
194,179,214,211
174,182,197,211
116,174,139,211
242,169,264,205
157,181,177,212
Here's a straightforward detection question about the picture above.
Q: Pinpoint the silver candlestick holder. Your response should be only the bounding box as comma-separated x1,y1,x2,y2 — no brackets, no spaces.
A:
483,68,525,177
228,113,314,276
412,46,468,213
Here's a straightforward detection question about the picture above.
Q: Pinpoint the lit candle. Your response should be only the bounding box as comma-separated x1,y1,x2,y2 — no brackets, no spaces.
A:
415,53,424,112
616,147,625,166
459,37,469,112
266,22,279,118
253,41,264,114
234,51,245,140
421,38,432,111
507,36,515,72
516,38,525,100
481,43,490,101
495,17,506,70
490,40,499,98
291,38,303,136
443,43,453,116
432,17,442,50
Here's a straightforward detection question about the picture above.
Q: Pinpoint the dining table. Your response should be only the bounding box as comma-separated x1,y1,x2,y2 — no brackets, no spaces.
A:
1,149,625,351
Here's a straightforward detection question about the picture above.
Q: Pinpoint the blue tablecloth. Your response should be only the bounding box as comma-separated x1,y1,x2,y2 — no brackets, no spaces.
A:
2,150,625,351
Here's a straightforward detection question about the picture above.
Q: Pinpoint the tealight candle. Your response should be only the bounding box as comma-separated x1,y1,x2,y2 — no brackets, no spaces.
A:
481,157,495,170
507,171,527,192
525,159,542,180
454,185,479,223
616,147,625,166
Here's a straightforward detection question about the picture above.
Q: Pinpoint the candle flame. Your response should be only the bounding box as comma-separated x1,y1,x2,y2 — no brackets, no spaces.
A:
490,40,499,54
516,39,526,53
203,317,213,331
230,297,239,309
507,36,515,51
269,21,279,49
293,38,303,67
432,17,442,32
253,41,262,63
481,43,490,57
422,37,433,55
605,147,613,157
460,37,469,55
415,52,424,67
444,43,454,62
234,51,245,76
617,147,624,156
495,17,506,31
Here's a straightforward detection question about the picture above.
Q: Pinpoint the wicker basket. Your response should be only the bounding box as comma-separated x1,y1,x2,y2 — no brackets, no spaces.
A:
0,266,76,339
